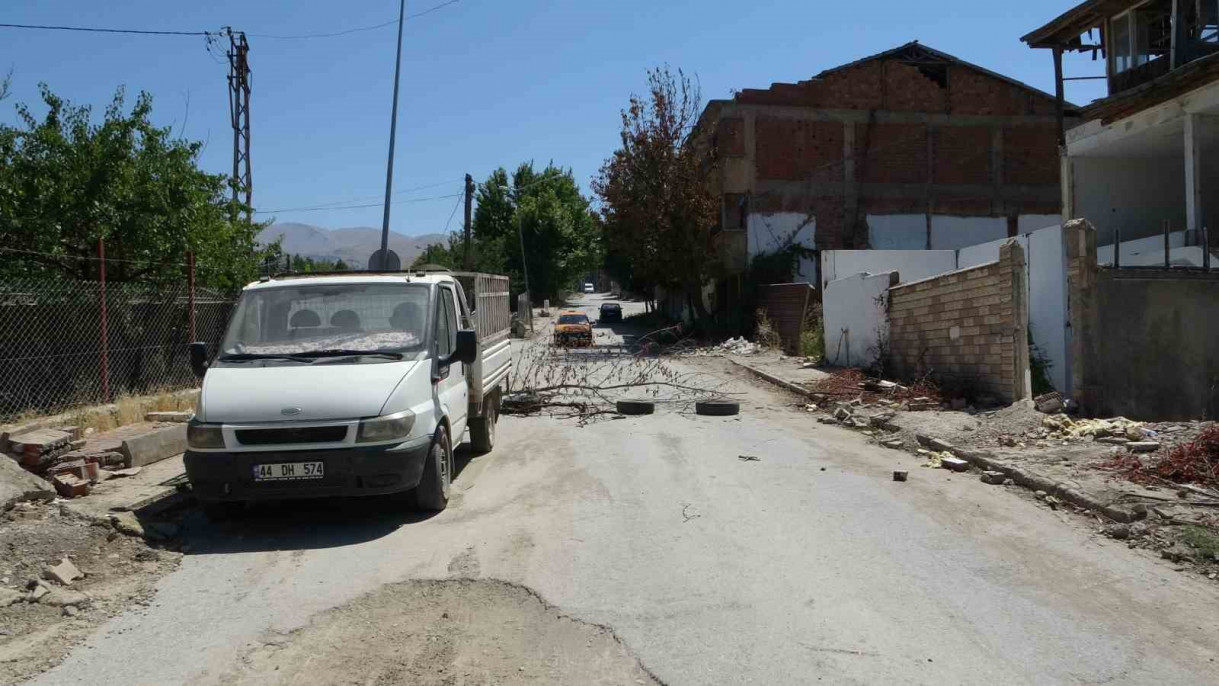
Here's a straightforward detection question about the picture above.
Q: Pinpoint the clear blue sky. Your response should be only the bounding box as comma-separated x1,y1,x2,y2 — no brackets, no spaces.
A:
1,0,1104,236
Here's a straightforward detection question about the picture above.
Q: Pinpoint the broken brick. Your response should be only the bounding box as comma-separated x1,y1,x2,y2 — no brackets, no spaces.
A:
51,473,90,498
43,558,83,586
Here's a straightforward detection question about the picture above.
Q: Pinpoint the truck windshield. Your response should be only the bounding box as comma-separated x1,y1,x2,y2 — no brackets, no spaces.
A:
220,282,430,357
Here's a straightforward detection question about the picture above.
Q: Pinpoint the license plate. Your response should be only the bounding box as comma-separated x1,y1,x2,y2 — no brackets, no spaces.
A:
253,461,325,481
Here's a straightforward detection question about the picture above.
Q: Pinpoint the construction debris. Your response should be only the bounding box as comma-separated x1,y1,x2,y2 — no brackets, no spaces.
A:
980,470,1006,485
716,337,760,355
43,558,83,586
893,470,908,482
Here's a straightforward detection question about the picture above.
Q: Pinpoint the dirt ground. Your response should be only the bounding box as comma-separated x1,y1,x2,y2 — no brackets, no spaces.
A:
217,579,660,686
0,500,181,684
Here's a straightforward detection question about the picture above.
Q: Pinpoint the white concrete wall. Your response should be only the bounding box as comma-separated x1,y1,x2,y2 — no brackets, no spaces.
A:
747,212,815,259
1018,215,1061,233
1074,156,1185,246
930,216,1008,250
867,214,926,250
823,271,898,368
820,250,956,290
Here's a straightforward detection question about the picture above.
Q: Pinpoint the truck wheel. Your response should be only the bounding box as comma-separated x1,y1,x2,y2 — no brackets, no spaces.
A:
413,428,452,511
616,399,655,415
695,400,740,416
469,394,498,454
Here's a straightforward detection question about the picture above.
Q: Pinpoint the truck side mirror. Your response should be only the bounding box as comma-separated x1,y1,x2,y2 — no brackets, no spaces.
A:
453,329,478,365
189,341,209,378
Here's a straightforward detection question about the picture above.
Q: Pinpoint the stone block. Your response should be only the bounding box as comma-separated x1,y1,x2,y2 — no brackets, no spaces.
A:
941,457,970,472
120,424,187,468
0,456,55,510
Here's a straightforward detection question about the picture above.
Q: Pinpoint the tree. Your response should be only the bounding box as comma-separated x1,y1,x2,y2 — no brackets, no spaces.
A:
594,67,719,318
0,84,271,288
415,163,600,303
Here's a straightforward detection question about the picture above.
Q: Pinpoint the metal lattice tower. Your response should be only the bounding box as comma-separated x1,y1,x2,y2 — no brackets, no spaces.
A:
225,28,252,222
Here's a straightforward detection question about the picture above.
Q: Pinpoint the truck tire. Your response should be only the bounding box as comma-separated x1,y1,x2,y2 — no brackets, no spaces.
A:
469,393,498,454
413,428,452,511
695,400,740,416
616,399,655,415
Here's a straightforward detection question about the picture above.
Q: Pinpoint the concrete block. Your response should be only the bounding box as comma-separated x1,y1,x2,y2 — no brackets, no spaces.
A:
0,456,55,510
980,470,1006,484
916,434,956,453
1127,442,1161,453
941,457,970,472
120,424,187,468
144,411,193,424
43,558,83,586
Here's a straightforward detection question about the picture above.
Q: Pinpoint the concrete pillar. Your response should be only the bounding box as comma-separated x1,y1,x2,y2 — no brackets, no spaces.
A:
1060,154,1075,224
1185,113,1204,240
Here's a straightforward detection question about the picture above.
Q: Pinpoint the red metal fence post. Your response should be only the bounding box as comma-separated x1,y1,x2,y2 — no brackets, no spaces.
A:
98,237,110,402
187,251,196,342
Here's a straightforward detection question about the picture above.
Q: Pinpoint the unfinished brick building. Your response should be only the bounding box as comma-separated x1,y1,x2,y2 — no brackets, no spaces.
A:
699,42,1071,279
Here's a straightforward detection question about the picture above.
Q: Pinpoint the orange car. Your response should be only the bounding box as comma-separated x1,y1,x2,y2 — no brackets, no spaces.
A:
552,310,593,347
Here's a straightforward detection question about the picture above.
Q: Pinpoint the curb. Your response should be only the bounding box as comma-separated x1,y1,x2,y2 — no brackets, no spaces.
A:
726,356,1145,524
949,446,1146,523
727,359,817,400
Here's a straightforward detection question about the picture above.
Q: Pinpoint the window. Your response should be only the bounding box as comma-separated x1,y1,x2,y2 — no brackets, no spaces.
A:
1111,13,1133,73
221,283,429,355
435,286,456,358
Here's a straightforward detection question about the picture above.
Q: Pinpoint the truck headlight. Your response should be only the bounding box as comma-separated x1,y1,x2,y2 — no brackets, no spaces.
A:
356,410,415,444
187,422,225,449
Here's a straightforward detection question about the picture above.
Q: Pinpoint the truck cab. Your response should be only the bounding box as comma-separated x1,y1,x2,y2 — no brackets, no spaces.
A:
183,270,510,515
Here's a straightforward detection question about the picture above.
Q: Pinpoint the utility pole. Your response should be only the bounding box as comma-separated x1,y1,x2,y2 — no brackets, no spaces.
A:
377,0,407,268
225,28,252,223
462,173,475,269
517,214,533,333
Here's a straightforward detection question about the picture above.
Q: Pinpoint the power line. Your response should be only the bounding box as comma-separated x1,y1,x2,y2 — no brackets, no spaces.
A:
249,0,460,39
253,179,465,215
1,0,460,42
0,22,207,36
255,191,464,215
442,191,464,233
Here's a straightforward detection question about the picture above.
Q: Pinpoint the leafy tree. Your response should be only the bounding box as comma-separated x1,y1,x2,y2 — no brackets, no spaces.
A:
0,84,271,289
415,163,601,303
594,67,719,317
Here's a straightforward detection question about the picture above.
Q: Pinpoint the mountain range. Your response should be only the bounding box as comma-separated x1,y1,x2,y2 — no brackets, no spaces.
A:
259,223,448,268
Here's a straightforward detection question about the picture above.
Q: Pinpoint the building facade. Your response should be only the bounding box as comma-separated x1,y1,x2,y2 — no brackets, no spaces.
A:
697,42,1069,280
1024,0,1219,257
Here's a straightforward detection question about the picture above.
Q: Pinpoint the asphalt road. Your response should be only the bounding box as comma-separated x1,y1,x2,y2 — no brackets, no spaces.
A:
30,293,1219,685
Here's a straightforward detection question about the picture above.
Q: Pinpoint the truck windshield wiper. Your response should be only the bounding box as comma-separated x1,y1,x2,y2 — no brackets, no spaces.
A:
295,349,404,360
219,353,315,363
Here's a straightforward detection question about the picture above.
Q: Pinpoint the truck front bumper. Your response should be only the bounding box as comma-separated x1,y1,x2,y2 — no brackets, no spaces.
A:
184,437,432,503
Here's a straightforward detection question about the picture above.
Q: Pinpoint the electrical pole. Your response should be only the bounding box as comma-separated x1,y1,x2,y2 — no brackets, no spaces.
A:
517,215,533,333
377,0,407,267
225,28,252,223
462,173,475,270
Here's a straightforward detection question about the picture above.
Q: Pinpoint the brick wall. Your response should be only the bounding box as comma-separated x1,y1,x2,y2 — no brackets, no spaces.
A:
887,240,1029,403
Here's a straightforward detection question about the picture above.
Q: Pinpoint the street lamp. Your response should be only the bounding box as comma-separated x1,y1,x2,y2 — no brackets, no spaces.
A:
498,184,533,333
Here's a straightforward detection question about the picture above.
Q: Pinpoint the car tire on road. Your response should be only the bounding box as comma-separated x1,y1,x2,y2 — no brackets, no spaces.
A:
469,393,498,454
615,399,655,415
413,427,452,511
695,400,740,416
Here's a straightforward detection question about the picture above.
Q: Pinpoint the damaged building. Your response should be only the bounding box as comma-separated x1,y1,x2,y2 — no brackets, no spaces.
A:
697,42,1071,282
1023,0,1219,261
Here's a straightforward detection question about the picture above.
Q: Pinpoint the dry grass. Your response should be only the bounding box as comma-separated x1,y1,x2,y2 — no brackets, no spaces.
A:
3,389,197,436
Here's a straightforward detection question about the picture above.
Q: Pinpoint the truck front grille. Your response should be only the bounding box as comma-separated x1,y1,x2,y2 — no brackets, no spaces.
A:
235,426,347,446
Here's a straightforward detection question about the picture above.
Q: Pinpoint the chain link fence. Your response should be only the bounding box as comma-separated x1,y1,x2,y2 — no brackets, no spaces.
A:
0,277,237,423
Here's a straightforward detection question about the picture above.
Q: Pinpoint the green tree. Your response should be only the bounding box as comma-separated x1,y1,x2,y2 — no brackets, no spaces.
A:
472,163,600,303
0,84,271,289
594,67,719,317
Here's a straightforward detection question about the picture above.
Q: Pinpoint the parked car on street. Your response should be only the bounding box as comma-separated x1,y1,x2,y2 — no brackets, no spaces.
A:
183,269,511,517
552,310,593,347
598,302,623,323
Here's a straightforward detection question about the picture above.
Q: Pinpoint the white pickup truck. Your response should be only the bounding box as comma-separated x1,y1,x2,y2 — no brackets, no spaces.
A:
183,268,511,517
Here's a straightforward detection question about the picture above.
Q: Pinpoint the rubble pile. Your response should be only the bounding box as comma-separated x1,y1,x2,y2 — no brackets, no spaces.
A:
715,337,760,355
807,368,945,407
2,425,127,499
1104,424,1219,489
